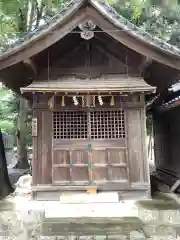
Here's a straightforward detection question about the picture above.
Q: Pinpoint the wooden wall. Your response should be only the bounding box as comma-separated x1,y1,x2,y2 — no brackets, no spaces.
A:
32,95,52,185
153,111,169,170
153,107,180,176
37,38,140,81
31,93,149,189
166,107,180,175
127,107,148,184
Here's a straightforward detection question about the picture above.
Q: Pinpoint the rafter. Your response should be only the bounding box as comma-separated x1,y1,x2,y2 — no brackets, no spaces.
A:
94,36,141,67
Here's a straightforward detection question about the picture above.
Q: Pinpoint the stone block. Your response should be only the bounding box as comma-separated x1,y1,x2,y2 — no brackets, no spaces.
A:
59,192,119,203
129,230,146,240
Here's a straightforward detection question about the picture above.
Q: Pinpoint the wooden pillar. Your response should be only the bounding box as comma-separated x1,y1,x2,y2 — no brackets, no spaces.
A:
32,93,53,185
41,110,52,184
32,109,42,185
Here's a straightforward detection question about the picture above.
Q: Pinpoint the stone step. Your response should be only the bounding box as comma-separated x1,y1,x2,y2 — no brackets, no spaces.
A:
59,192,119,203
41,217,144,237
44,201,138,218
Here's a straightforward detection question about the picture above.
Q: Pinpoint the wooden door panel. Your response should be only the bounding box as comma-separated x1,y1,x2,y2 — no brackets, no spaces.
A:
108,166,128,181
53,149,89,184
91,167,108,181
52,147,129,184
53,150,70,165
107,149,126,164
91,150,107,164
53,167,70,182
71,167,89,182
71,149,89,182
71,150,88,165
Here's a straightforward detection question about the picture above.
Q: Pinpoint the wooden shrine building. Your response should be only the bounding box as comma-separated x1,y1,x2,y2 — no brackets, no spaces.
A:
148,80,180,193
1,0,180,199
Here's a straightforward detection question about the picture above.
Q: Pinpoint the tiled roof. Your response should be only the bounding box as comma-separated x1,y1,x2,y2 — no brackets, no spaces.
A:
160,96,180,110
169,81,180,92
160,84,180,110
1,0,180,58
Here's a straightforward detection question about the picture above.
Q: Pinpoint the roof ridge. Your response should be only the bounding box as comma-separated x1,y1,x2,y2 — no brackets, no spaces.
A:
91,0,180,56
0,0,83,54
0,0,180,57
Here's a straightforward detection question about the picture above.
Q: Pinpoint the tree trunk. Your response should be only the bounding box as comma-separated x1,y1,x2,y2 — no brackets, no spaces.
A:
14,98,29,169
0,129,14,199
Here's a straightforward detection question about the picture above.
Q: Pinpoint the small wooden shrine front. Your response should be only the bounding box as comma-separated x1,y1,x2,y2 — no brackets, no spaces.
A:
19,7,155,199
22,77,153,199
2,0,180,200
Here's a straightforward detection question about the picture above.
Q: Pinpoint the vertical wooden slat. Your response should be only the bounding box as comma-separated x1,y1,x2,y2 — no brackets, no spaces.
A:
41,111,52,184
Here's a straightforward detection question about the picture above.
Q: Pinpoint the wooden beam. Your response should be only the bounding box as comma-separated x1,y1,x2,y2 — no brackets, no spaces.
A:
139,57,152,74
23,58,38,75
95,44,126,66
87,7,180,70
0,9,87,70
94,36,141,67
36,67,140,79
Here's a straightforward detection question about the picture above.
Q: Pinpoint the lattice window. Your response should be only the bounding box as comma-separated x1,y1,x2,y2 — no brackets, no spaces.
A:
90,110,125,139
53,109,125,140
53,111,88,139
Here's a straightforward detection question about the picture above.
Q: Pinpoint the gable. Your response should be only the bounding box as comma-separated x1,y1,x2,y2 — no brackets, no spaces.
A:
0,0,179,71
38,41,139,80
1,0,180,93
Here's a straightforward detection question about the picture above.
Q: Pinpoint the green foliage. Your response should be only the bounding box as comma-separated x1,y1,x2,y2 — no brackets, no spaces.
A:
0,0,180,144
111,0,180,41
0,86,18,136
0,120,14,134
0,86,32,146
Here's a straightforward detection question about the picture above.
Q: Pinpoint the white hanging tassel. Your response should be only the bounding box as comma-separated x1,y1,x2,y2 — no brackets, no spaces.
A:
48,95,54,109
82,96,85,107
86,95,91,107
73,96,78,106
93,96,96,107
110,96,115,106
98,95,103,106
61,96,65,107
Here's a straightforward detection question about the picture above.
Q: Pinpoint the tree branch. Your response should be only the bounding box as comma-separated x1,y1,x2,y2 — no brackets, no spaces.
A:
28,1,35,32
34,0,45,29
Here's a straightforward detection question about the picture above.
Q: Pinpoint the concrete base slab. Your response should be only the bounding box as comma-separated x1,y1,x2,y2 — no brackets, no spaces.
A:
44,201,138,218
59,192,119,203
